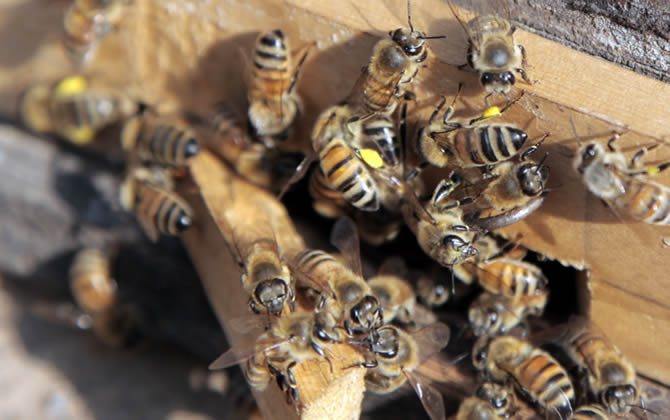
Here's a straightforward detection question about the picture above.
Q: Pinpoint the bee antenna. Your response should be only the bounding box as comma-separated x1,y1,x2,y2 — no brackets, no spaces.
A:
569,115,582,146
536,152,549,172
407,0,414,32
420,35,447,40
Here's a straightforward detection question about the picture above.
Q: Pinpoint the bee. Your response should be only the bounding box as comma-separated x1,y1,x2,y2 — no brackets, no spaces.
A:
557,317,639,417
121,113,201,167
472,335,575,419
456,382,517,420
403,176,479,273
209,310,342,404
18,75,137,144
474,257,548,301
468,289,548,337
361,322,451,420
447,0,535,104
568,405,609,420
62,0,127,63
571,127,670,225
417,85,546,169
69,247,135,347
291,218,382,336
247,29,311,146
346,0,437,117
119,166,193,242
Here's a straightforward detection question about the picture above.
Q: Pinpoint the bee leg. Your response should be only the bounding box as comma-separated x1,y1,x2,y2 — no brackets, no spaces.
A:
311,342,334,373
249,298,263,315
606,133,622,152
521,134,550,161
442,83,464,126
287,41,314,94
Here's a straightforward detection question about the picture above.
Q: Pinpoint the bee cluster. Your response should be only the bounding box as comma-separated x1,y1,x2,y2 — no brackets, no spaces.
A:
16,0,669,419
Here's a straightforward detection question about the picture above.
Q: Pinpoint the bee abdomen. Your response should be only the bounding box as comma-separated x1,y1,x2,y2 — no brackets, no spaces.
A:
245,353,271,390
124,116,200,166
320,140,379,211
456,125,528,166
363,118,399,167
136,184,193,236
622,180,670,225
569,405,609,420
296,249,337,274
518,354,575,414
251,29,290,99
69,248,116,314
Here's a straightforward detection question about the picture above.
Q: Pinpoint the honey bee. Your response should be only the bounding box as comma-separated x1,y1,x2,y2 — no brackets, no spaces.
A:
456,382,517,420
556,317,639,417
417,85,545,169
468,289,548,337
472,335,575,419
18,75,137,144
121,113,201,167
568,405,609,420
571,126,670,225
402,176,479,273
474,257,548,301
69,247,135,347
119,166,193,242
346,0,437,117
62,0,127,63
361,322,451,420
209,310,342,404
447,0,535,104
291,217,382,336
247,29,311,146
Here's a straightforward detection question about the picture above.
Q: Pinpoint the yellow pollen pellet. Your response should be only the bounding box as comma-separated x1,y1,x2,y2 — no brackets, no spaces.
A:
481,106,502,119
359,148,384,169
54,76,88,97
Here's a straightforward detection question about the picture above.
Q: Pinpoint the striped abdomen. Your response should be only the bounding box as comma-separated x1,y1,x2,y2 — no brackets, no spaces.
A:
69,248,116,314
319,138,379,211
295,249,341,287
135,182,193,236
451,124,528,167
309,169,348,218
250,29,290,103
123,116,200,166
616,178,670,225
569,405,609,420
478,258,547,300
514,350,575,416
362,116,400,167
52,94,125,132
245,352,272,390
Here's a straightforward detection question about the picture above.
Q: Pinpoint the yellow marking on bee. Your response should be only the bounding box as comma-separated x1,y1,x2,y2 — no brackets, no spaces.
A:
65,127,95,144
482,106,502,120
54,76,88,97
359,148,384,169
647,166,661,176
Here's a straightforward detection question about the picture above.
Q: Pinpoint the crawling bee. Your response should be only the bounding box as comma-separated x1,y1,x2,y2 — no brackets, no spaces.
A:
556,317,640,417
447,0,535,104
417,85,546,169
291,217,382,336
360,322,451,420
456,382,517,420
121,113,201,167
63,0,127,63
119,166,193,241
247,29,311,146
18,75,137,144
473,335,575,419
468,289,548,337
572,126,670,225
346,0,437,116
69,247,135,347
209,310,341,404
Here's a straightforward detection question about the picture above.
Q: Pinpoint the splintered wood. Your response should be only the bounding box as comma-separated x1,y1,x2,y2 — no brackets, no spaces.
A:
181,151,365,420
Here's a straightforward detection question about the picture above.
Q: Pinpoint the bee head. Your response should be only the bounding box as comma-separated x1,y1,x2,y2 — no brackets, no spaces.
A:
370,326,399,358
255,278,288,314
390,27,425,57
517,162,548,197
481,71,515,93
350,295,383,330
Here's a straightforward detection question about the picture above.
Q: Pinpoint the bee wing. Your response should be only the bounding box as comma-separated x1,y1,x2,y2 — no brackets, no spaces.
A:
404,370,446,420
228,315,268,334
286,258,337,299
411,322,451,364
209,336,290,370
329,216,364,278
446,1,480,50
213,209,244,265
277,154,315,200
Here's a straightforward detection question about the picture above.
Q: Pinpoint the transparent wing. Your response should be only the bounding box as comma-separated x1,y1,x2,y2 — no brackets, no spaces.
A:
404,370,446,420
228,315,268,334
411,322,451,364
209,336,291,370
286,257,337,299
329,216,364,278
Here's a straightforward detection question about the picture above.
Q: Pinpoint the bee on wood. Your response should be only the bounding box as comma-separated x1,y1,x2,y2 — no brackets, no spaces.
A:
62,0,127,64
359,322,451,420
468,289,548,337
18,75,137,144
473,335,575,419
571,123,670,225
555,317,640,417
247,29,311,146
291,217,382,336
119,166,193,241
346,0,440,117
447,0,535,104
456,382,518,420
69,248,136,347
568,404,610,420
417,85,546,169
209,310,342,404
121,113,201,167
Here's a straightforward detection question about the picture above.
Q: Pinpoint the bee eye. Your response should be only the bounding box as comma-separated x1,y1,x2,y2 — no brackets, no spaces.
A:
481,73,495,85
443,235,465,248
500,71,515,84
487,309,498,323
495,397,507,408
